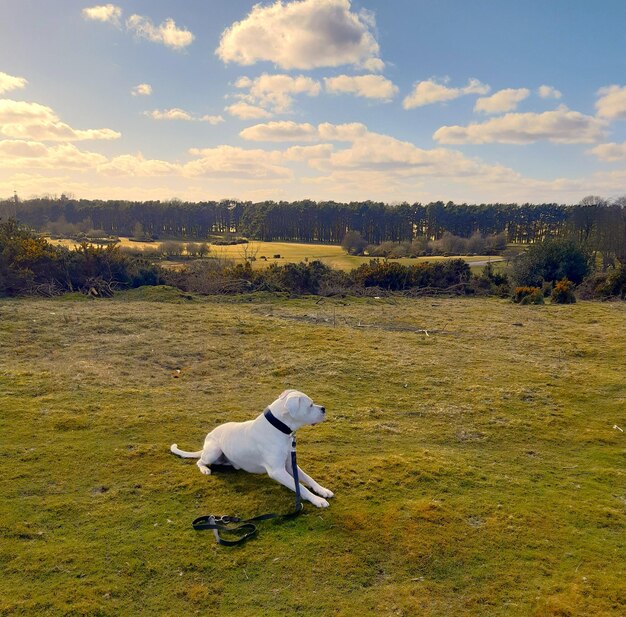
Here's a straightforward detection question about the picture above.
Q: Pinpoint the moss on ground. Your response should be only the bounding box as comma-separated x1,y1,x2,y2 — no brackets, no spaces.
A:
0,292,625,616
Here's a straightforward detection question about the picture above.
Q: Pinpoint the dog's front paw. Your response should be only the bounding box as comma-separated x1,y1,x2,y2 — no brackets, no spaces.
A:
310,496,330,508
316,486,334,499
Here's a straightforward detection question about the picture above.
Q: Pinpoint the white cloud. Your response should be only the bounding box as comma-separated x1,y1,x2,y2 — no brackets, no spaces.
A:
434,106,606,144
126,14,194,50
282,144,334,162
82,4,122,26
83,6,193,50
403,78,490,109
0,139,108,169
0,99,120,141
474,88,530,114
132,83,152,96
184,146,292,180
239,121,368,143
324,75,398,100
595,85,626,120
325,131,490,176
0,71,28,94
318,122,368,142
588,141,626,162
240,121,318,142
216,0,383,71
225,102,272,120
145,108,224,124
97,153,180,176
538,85,562,99
199,114,225,125
233,73,321,115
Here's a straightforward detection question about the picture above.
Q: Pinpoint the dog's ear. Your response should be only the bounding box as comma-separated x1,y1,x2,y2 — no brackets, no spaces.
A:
285,392,302,418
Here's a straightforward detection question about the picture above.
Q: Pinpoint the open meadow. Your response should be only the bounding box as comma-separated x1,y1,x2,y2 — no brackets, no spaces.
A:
1,290,625,616
48,237,503,271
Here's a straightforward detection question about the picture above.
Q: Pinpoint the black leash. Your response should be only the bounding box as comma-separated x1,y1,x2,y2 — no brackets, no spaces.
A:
192,431,303,546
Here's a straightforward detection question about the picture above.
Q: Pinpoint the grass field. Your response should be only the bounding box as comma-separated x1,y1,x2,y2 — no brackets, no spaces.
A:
1,289,625,616
49,237,503,271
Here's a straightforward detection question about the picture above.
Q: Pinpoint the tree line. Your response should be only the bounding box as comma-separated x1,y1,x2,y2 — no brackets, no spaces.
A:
0,196,602,242
0,194,623,262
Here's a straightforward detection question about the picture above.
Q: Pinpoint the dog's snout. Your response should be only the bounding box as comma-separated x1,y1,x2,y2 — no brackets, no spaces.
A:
320,406,326,413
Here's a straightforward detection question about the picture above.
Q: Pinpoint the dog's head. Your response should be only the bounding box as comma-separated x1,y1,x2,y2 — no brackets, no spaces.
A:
278,389,326,427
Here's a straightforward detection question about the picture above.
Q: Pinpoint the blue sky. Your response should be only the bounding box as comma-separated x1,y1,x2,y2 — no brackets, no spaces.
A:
2,0,626,203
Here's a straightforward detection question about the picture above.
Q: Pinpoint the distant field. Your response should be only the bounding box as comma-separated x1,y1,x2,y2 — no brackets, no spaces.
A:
49,237,503,271
1,290,624,615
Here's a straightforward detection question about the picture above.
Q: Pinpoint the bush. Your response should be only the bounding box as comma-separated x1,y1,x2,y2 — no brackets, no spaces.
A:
263,261,339,295
212,237,248,246
513,286,544,305
0,219,162,296
551,278,576,304
578,267,626,300
341,230,368,255
165,259,353,297
351,259,471,292
163,258,257,294
511,238,591,287
602,267,626,299
470,262,511,297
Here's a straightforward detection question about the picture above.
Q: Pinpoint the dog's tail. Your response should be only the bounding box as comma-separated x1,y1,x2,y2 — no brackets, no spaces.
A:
170,443,202,458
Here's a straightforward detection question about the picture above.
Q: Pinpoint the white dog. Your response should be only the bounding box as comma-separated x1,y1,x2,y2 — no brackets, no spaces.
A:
170,390,334,508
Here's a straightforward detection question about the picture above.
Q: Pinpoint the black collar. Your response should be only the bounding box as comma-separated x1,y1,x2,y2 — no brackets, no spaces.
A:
263,408,293,435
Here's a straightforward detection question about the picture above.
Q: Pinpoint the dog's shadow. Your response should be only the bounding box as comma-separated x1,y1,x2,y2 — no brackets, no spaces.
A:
205,464,291,504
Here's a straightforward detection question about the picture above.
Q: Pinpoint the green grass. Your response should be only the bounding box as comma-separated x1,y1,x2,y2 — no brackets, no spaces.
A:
1,290,625,616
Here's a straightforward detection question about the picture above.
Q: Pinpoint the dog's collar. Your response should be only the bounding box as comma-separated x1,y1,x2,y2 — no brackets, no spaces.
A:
263,408,293,435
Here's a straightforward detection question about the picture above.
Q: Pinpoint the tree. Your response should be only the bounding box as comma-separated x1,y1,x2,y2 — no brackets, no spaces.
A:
341,230,368,255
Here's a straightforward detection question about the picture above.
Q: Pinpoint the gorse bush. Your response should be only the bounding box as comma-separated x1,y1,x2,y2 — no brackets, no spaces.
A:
166,258,472,296
577,266,626,300
166,259,353,296
0,219,162,296
594,267,626,299
551,278,576,304
351,259,471,291
513,286,544,305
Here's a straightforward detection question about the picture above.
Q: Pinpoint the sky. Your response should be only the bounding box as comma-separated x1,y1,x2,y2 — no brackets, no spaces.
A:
2,0,626,204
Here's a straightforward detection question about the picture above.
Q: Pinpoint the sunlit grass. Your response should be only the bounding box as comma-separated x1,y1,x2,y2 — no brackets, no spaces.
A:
1,291,624,615
49,237,502,271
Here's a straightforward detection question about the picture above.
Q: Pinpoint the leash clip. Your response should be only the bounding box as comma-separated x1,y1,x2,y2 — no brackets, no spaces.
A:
213,515,240,524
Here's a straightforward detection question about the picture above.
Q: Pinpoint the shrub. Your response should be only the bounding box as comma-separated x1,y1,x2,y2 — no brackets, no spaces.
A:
466,231,486,254
263,260,334,295
341,230,368,255
160,240,183,257
578,267,626,300
351,259,471,292
0,220,162,296
551,278,576,304
511,238,591,287
602,267,626,299
513,286,544,304
163,258,257,294
212,237,248,245
470,262,511,297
